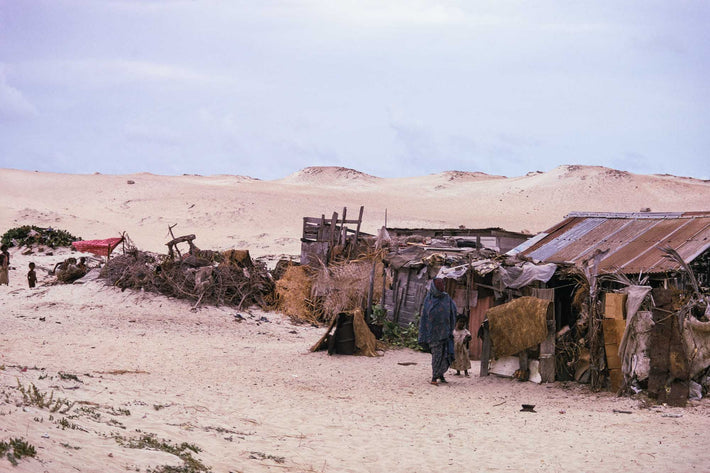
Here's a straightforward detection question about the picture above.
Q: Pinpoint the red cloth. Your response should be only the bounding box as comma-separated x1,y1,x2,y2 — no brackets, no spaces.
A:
71,237,123,257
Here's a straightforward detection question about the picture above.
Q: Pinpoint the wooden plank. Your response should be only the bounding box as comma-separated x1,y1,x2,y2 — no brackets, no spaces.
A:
602,319,626,345
328,211,338,261
353,205,364,245
605,343,621,370
340,207,347,245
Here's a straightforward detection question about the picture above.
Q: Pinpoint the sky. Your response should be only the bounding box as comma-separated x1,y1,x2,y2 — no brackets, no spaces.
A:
0,0,708,180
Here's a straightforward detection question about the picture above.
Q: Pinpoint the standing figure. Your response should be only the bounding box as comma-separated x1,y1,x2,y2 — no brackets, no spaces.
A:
27,262,37,288
418,278,457,385
0,245,9,285
451,316,472,376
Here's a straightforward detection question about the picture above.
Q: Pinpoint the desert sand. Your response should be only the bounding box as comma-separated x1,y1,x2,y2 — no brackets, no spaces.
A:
1,165,710,472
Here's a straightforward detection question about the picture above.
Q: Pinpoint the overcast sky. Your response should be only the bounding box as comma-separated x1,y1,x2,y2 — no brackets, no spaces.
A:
0,0,707,180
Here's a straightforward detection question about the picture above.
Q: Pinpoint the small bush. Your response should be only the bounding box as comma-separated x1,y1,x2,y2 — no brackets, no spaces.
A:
1,225,81,249
0,437,37,466
382,314,422,350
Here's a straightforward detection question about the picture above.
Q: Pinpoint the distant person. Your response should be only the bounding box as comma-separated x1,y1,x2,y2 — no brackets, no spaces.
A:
77,257,87,273
451,316,472,377
0,245,9,285
27,262,37,288
418,278,456,385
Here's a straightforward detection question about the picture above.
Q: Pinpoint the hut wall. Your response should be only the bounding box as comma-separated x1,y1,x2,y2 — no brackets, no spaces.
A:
384,268,428,326
467,294,493,360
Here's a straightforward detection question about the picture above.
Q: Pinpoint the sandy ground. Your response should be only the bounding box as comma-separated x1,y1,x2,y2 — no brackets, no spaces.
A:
1,248,709,473
1,166,710,472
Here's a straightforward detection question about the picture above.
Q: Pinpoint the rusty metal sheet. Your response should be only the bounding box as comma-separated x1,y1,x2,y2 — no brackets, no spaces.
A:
520,212,710,275
547,218,630,263
520,217,580,256
643,220,710,272
600,219,686,272
527,218,606,262
574,219,658,265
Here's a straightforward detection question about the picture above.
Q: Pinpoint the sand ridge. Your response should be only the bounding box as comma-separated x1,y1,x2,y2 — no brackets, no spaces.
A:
1,165,709,257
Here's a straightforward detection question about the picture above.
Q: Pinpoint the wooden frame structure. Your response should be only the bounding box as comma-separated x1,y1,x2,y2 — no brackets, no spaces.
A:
301,206,365,266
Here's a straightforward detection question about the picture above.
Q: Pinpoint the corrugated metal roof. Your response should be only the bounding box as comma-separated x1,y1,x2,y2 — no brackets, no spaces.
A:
518,211,710,274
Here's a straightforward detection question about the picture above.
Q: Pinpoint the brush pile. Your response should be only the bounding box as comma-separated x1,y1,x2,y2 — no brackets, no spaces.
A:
100,247,275,310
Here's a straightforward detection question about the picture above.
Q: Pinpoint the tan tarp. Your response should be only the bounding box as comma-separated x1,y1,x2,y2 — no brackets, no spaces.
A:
487,296,551,357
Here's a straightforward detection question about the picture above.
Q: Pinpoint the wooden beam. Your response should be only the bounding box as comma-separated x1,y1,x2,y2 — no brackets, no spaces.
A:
340,207,347,246
328,212,338,262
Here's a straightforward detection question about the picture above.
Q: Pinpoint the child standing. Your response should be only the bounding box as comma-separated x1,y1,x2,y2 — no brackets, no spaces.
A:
27,262,37,288
451,316,472,376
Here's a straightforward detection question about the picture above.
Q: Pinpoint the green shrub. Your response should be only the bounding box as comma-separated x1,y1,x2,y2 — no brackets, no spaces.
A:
0,437,37,466
382,314,422,350
1,225,81,249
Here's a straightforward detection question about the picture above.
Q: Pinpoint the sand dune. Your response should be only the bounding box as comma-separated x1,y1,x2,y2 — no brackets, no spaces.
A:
2,165,708,256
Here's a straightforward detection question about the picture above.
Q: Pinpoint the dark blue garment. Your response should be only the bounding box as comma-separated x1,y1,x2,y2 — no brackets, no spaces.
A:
418,282,457,346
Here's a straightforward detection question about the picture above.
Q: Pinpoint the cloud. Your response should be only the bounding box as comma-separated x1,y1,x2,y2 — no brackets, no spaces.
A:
0,67,38,120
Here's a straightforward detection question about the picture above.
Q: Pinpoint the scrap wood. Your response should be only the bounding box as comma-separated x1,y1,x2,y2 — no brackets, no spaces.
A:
100,247,274,310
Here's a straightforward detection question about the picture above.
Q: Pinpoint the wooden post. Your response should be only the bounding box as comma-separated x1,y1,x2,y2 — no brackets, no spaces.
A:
465,255,472,318
353,205,364,246
394,286,405,324
480,323,491,377
328,212,338,263
340,207,347,245
380,263,387,309
168,224,181,259
366,258,376,318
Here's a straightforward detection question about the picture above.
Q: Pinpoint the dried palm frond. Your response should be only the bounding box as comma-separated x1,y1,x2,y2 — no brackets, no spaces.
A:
601,267,649,287
661,246,701,298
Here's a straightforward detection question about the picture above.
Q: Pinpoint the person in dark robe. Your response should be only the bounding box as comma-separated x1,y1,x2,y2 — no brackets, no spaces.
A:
418,278,457,385
0,245,9,285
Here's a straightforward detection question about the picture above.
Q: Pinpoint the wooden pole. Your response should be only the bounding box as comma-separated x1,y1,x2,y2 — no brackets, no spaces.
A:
353,205,364,245
465,255,471,318
366,258,376,318
480,324,491,377
340,207,347,245
328,212,338,263
381,263,387,309
168,224,182,259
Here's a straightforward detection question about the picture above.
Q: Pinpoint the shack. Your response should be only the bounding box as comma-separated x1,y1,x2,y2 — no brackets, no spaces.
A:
506,211,710,403
381,229,549,360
